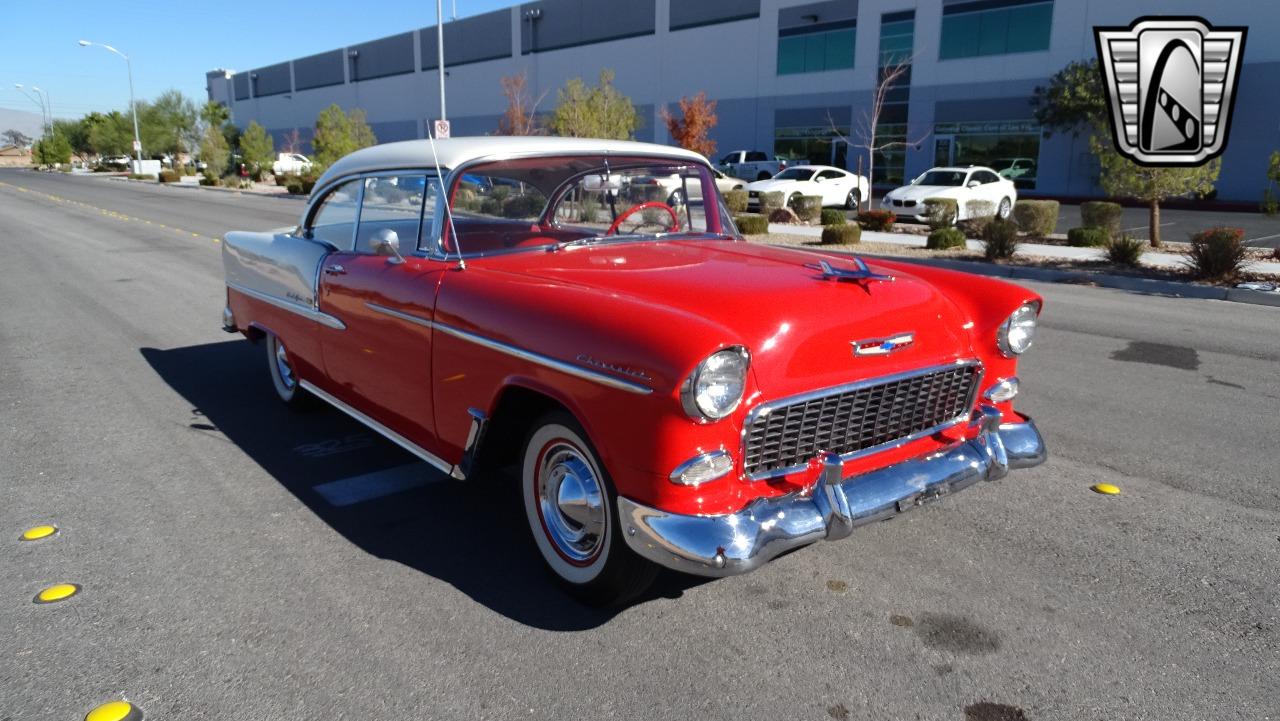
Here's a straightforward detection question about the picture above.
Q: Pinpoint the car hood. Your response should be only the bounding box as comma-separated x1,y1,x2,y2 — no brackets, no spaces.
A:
744,178,803,193
476,240,976,399
888,185,963,202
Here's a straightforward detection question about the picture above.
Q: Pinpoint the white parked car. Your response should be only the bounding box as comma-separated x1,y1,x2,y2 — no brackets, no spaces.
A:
745,165,869,210
633,168,746,205
272,153,313,176
881,166,1018,222
716,150,787,182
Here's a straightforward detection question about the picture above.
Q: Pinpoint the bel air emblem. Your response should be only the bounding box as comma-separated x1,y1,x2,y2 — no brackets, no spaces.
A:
852,333,915,357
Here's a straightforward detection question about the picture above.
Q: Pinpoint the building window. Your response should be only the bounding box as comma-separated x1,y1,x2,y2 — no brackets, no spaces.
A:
778,21,856,75
775,125,849,166
933,120,1042,189
879,15,914,66
939,0,1052,60
876,12,915,186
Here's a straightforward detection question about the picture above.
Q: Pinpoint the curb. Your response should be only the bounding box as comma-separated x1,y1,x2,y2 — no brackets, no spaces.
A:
106,175,304,201
788,244,1280,308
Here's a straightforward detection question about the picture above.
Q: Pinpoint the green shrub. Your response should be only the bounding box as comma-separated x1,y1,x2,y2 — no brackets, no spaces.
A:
982,217,1020,260
199,176,220,187
1105,234,1146,267
768,207,800,224
759,191,785,214
926,227,967,250
1187,227,1250,280
158,169,180,183
820,225,861,245
503,193,545,219
1080,201,1123,235
274,173,296,187
1011,199,1059,237
734,213,769,235
725,189,748,214
820,208,846,225
127,173,157,181
922,197,957,230
1067,227,1110,247
857,209,896,231
793,195,823,223
1261,188,1278,217
577,196,601,222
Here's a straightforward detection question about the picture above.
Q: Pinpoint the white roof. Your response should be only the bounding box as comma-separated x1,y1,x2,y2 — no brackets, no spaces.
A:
316,136,708,188
785,164,845,172
928,166,992,173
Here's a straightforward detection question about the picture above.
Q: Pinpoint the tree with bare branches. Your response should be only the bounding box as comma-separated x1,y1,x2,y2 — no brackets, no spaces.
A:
832,56,927,210
282,128,304,154
497,71,546,136
661,92,718,158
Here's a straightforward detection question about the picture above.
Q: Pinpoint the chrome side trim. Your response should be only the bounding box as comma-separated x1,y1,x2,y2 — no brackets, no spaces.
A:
450,408,488,481
432,323,654,395
620,409,1047,578
298,380,454,475
227,281,347,330
741,360,983,481
366,302,435,329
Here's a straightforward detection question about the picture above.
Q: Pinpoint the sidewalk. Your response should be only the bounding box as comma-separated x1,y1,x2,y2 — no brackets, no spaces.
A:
768,223,1280,275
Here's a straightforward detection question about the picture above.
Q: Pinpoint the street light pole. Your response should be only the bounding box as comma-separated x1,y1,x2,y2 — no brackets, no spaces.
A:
31,87,51,132
79,40,143,166
436,0,447,123
13,84,48,135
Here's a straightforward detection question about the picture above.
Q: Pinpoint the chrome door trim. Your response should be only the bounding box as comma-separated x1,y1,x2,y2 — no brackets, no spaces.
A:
227,281,347,331
298,379,454,475
366,302,434,329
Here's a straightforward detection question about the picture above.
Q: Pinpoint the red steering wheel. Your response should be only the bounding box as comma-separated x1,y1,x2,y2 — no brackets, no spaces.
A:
606,202,680,235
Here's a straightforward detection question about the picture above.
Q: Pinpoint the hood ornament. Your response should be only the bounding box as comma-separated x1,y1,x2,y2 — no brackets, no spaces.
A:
808,258,895,284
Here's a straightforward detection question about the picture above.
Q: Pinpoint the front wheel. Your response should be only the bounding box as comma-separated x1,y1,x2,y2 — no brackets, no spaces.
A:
845,189,860,210
521,412,658,606
998,197,1013,219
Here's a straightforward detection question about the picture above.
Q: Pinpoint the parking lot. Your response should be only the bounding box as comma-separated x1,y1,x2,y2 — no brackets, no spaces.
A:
3,169,1277,720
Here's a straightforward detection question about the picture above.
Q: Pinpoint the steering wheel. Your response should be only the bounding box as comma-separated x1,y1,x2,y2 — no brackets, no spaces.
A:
606,202,680,236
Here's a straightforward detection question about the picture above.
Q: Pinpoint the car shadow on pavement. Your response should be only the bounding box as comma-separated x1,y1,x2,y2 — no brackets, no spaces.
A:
141,340,703,630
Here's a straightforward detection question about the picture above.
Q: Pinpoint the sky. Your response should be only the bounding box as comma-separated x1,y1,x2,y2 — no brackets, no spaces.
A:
0,0,513,120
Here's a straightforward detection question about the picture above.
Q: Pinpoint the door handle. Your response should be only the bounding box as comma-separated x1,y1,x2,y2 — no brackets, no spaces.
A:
324,264,346,275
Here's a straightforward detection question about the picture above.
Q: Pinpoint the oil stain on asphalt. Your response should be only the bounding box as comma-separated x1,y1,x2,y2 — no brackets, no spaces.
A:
1110,341,1200,371
913,613,1002,654
964,701,1029,721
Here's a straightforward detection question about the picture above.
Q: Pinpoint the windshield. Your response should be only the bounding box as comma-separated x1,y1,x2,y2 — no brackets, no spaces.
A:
772,168,814,181
440,156,734,258
915,170,967,186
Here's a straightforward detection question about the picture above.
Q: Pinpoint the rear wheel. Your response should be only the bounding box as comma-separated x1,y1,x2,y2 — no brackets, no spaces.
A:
787,192,803,209
845,189,860,210
998,197,1012,219
266,334,316,410
521,411,658,606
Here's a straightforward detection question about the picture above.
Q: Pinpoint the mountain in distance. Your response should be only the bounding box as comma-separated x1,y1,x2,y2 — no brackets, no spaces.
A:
0,108,48,143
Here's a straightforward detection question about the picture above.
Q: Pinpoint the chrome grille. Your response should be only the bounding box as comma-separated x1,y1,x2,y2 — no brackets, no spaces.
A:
743,364,981,479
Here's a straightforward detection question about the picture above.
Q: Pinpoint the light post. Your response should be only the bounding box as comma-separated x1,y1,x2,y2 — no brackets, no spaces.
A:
13,84,48,134
436,0,447,123
78,40,143,166
31,87,51,132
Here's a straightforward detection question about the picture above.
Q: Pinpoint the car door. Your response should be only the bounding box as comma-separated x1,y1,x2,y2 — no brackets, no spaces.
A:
316,173,449,452
974,170,1004,205
816,169,848,205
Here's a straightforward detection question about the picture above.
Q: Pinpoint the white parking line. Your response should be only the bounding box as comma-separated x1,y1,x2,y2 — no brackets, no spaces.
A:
1244,231,1280,244
313,463,446,506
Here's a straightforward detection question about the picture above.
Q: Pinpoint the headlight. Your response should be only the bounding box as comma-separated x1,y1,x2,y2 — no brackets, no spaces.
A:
681,347,749,421
997,302,1040,356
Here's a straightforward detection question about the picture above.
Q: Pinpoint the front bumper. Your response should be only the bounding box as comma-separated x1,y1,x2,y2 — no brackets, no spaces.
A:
618,406,1046,578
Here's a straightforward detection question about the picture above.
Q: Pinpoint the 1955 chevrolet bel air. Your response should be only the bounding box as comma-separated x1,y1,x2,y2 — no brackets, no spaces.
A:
221,136,1046,605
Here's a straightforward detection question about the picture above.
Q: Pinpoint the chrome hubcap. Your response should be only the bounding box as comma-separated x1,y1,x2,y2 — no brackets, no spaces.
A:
537,444,605,562
274,340,296,390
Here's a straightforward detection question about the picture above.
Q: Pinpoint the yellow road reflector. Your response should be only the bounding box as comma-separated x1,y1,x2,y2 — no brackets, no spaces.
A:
1091,483,1121,495
20,524,58,541
34,583,81,604
85,700,142,721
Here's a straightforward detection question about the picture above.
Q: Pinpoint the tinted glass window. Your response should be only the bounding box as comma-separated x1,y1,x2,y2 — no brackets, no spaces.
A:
747,151,767,162
309,179,361,249
773,168,815,181
354,174,439,254
916,170,966,186
975,170,1000,184
940,0,1052,60
778,25,855,75
817,170,845,180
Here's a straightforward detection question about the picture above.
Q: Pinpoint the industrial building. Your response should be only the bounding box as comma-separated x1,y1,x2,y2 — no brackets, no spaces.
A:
207,0,1278,201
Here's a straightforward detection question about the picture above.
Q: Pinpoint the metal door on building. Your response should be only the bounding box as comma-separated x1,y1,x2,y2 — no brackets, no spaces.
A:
830,139,849,169
934,136,955,166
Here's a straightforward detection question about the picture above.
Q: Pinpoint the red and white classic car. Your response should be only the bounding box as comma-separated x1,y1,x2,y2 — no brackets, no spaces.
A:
221,137,1046,605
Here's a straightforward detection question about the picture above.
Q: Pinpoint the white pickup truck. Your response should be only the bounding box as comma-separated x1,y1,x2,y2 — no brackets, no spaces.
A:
715,150,787,182
271,153,313,176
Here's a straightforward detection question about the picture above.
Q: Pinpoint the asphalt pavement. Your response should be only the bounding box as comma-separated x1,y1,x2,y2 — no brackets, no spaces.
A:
2,169,1277,721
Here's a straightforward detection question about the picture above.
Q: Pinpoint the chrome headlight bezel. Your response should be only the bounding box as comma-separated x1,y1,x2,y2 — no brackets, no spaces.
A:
997,302,1040,357
680,346,750,422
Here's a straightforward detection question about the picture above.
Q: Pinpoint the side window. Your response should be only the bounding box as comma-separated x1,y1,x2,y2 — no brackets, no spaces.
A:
976,170,1000,184
354,174,437,254
308,179,361,249
818,170,845,181
746,151,767,162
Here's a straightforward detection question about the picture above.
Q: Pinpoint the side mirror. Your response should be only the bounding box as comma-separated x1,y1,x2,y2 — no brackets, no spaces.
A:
371,228,405,264
967,180,981,188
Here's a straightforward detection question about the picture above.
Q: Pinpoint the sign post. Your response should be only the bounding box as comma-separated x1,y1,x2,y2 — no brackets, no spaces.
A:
433,119,451,139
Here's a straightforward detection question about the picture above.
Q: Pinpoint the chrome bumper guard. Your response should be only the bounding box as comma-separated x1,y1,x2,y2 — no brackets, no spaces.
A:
618,406,1046,578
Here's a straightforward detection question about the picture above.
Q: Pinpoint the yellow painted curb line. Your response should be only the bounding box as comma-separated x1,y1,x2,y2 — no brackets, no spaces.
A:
1091,483,1121,495
34,583,81,604
86,700,143,721
20,524,58,541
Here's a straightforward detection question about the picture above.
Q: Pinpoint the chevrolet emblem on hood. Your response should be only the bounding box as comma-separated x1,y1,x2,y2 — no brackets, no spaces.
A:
852,333,915,357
